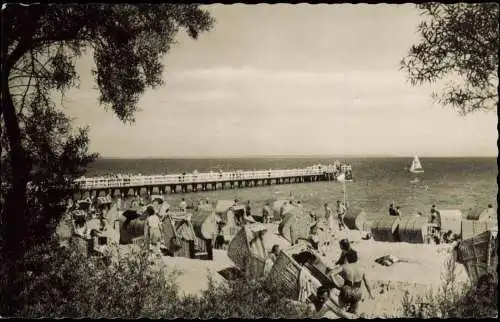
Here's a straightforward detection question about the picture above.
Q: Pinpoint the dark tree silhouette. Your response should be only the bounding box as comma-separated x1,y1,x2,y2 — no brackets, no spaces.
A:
401,3,499,115
0,4,214,260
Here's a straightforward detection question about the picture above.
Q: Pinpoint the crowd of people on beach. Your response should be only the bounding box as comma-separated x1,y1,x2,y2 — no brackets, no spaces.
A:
60,190,491,318
387,202,462,244
62,193,201,259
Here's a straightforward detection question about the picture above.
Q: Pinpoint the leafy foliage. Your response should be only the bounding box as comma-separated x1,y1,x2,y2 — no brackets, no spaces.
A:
0,241,182,318
5,4,215,122
401,3,499,115
401,255,498,318
1,3,214,257
0,240,312,319
176,277,312,319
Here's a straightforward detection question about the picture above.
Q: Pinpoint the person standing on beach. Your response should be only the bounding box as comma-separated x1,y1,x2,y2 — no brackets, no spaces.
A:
309,211,319,226
262,202,272,223
429,205,440,224
336,200,346,231
245,200,252,218
179,198,187,212
324,203,333,232
144,205,163,258
308,224,321,250
389,204,397,216
337,250,374,315
215,220,227,249
280,201,287,219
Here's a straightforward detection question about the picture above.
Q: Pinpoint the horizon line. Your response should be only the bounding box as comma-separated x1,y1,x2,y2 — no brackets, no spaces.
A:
93,154,498,159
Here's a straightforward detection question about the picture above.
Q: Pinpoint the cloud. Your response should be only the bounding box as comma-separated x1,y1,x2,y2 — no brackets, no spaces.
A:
162,66,432,115
174,88,237,103
170,66,404,85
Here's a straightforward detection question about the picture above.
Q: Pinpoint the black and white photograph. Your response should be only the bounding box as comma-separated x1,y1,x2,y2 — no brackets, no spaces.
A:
1,3,498,319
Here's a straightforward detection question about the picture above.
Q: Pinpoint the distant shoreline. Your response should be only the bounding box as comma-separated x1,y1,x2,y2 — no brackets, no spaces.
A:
93,155,497,160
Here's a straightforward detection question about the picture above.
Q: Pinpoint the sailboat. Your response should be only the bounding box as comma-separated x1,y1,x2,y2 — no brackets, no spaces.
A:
409,155,424,174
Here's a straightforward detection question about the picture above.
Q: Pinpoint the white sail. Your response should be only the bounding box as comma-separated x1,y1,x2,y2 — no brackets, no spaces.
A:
409,155,424,173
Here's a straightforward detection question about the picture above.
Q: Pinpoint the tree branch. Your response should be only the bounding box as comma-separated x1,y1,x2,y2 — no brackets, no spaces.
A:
18,49,36,117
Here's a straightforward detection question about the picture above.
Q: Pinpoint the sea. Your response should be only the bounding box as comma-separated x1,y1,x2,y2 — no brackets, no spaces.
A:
85,157,498,221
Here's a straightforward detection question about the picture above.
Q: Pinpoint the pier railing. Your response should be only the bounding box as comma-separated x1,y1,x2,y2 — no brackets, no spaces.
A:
73,165,352,190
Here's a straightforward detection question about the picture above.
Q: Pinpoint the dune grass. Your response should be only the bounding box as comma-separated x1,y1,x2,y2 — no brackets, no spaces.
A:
400,255,498,318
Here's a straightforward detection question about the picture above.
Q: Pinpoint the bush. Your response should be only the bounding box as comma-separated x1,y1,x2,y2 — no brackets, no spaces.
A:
0,240,313,319
174,277,312,319
401,255,498,318
0,240,182,318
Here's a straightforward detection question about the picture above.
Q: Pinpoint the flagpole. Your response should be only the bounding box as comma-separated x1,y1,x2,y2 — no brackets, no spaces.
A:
343,180,346,206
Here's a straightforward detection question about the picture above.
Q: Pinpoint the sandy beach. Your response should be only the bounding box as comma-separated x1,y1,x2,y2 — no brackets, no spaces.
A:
114,220,470,318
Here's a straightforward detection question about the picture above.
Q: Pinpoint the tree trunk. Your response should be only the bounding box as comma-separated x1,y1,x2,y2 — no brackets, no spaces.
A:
1,73,28,261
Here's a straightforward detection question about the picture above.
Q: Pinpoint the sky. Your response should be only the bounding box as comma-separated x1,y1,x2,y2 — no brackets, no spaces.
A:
64,4,498,158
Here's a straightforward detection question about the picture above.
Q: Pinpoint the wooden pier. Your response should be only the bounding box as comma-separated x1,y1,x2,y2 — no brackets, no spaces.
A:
72,164,353,199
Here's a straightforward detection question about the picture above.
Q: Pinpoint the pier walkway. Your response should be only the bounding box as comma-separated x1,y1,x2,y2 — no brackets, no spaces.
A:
73,164,353,198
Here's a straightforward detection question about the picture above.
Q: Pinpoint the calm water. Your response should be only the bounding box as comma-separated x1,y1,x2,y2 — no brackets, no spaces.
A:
85,157,498,220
